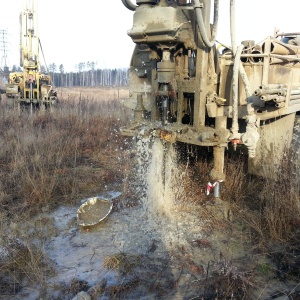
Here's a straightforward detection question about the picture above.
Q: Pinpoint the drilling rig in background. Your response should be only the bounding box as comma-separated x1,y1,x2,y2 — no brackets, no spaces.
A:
0,29,9,97
120,0,300,186
5,0,57,109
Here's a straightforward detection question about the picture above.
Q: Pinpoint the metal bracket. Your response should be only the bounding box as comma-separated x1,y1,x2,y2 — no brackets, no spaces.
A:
193,3,203,9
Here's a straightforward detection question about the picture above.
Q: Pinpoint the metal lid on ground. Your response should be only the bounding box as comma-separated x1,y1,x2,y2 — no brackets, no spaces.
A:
77,197,113,227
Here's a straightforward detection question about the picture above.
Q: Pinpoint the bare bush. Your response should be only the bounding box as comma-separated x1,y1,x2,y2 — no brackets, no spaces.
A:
0,97,132,220
0,237,55,295
1,87,300,298
0,92,133,295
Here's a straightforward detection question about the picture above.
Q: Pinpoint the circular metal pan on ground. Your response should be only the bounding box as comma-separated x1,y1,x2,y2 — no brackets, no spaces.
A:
77,197,113,226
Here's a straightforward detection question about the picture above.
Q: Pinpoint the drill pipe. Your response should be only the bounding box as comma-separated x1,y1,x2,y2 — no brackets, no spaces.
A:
256,84,300,95
278,89,300,96
276,99,300,108
260,95,279,101
259,84,287,89
263,40,300,55
254,88,284,96
231,44,244,138
249,45,263,63
261,94,300,102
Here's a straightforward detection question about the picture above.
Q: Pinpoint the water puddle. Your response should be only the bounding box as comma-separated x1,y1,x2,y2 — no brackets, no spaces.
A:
8,137,270,299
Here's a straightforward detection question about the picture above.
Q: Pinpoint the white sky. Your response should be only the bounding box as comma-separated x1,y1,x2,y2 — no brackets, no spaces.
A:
0,0,299,71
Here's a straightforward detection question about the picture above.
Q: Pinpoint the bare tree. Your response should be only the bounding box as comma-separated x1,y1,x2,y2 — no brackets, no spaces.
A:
59,64,65,87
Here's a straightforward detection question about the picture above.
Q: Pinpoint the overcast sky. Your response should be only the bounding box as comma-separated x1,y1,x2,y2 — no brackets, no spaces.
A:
0,0,299,71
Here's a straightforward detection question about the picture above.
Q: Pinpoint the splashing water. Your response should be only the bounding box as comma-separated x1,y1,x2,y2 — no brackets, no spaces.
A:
135,135,183,222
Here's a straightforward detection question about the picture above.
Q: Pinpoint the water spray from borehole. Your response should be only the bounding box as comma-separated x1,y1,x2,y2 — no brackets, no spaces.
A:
135,135,185,222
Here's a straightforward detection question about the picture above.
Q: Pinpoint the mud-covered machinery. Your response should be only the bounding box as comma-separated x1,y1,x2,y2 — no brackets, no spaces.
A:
6,0,57,107
121,0,300,181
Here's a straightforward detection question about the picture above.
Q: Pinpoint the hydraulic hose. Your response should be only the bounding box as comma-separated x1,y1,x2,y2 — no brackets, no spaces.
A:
193,0,219,48
230,0,236,54
121,0,137,11
229,0,253,114
229,0,258,156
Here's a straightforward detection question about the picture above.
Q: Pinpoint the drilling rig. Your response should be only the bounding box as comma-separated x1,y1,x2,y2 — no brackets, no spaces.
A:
120,0,300,184
5,0,57,108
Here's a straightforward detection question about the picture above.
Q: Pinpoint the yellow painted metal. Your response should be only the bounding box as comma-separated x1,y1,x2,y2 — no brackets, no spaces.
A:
6,0,57,105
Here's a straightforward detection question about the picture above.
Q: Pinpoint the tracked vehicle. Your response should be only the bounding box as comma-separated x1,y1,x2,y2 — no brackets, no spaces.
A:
5,0,57,109
120,0,300,182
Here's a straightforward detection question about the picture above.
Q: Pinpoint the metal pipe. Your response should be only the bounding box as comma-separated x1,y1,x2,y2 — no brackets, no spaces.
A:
270,54,300,63
162,96,168,125
277,95,300,101
231,44,244,138
250,50,263,63
259,84,287,89
255,88,284,96
267,40,300,55
240,53,268,58
256,108,299,120
229,0,253,115
289,99,300,106
276,32,300,37
278,89,300,96
29,82,33,100
256,86,300,97
230,0,236,54
261,94,300,102
210,116,227,181
275,103,285,108
254,89,263,96
241,40,255,63
137,0,157,4
193,0,219,48
213,181,221,198
260,95,279,102
121,0,137,11
238,64,251,98
211,146,226,180
271,54,300,61
134,93,145,122
274,96,288,103
290,90,300,96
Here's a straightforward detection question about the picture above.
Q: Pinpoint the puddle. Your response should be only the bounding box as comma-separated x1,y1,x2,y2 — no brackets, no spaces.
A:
4,139,295,299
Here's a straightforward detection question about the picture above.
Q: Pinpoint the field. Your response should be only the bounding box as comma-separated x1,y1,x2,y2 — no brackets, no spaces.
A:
56,87,129,102
0,87,300,299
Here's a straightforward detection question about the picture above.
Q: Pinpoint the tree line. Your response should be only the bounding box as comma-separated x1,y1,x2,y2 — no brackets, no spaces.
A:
47,63,129,87
3,62,129,87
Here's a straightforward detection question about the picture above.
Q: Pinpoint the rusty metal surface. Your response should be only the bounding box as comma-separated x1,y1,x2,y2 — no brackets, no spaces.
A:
248,113,296,178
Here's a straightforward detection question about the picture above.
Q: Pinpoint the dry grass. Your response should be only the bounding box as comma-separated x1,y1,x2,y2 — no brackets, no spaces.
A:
173,145,300,296
58,278,90,297
102,253,175,299
193,254,254,300
57,86,129,103
0,91,132,219
103,253,142,274
0,237,55,295
223,155,300,244
0,87,134,295
0,87,300,297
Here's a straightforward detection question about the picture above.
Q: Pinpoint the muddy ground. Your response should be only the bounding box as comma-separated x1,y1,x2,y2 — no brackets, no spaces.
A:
3,186,298,300
0,88,299,299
